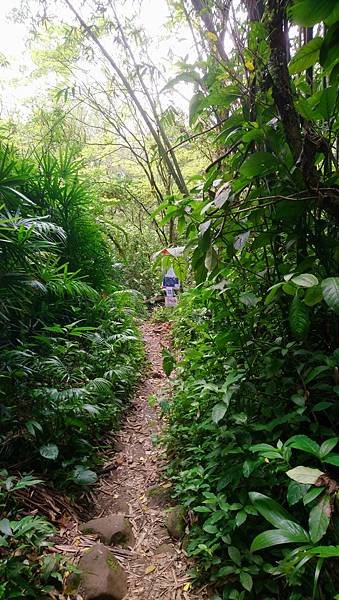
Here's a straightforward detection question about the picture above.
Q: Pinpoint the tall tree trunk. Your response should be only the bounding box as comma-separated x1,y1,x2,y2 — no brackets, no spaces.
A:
266,0,302,162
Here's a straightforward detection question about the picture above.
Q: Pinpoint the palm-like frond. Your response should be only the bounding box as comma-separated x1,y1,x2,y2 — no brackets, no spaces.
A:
86,377,113,395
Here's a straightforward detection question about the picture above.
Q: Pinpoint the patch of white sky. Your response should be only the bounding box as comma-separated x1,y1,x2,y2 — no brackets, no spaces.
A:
0,0,199,119
0,0,247,125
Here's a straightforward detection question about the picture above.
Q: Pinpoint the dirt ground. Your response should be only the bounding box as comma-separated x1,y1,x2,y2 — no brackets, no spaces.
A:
76,321,207,599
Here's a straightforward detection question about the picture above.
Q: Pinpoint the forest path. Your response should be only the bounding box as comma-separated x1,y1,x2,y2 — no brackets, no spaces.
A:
90,321,206,600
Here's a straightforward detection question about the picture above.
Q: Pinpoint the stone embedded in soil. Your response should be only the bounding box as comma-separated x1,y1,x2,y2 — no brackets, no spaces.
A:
78,543,127,600
154,543,176,556
165,505,186,540
146,483,172,508
80,514,134,547
110,498,129,515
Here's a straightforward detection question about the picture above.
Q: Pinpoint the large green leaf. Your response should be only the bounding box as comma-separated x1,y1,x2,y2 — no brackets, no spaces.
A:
239,152,279,178
251,525,310,552
304,545,339,558
325,3,339,26
72,466,97,485
249,492,296,529
242,128,265,143
289,37,323,74
303,487,324,505
289,296,310,339
240,572,253,592
286,466,324,484
265,282,283,305
295,97,322,121
291,273,319,288
319,437,338,459
318,86,338,120
286,435,320,457
309,494,332,543
289,0,337,26
228,545,241,566
39,444,59,460
205,245,218,272
320,22,339,68
212,403,227,424
304,365,330,384
239,292,259,307
304,286,323,306
287,481,310,506
321,277,339,313
323,453,339,466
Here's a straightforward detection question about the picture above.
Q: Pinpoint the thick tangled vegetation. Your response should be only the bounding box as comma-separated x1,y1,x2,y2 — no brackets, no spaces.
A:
0,145,143,597
162,1,339,598
0,0,338,598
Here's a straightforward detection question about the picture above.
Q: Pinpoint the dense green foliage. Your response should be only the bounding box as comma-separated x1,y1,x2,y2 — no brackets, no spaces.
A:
162,1,339,598
1,0,338,597
0,472,74,599
0,143,143,597
167,287,338,599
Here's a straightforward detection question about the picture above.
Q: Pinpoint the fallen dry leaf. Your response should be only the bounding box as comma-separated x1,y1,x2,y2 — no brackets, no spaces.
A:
144,564,157,575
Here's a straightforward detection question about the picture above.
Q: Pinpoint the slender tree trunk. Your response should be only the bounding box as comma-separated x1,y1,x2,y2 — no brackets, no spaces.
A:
64,0,188,197
266,0,302,161
190,0,230,63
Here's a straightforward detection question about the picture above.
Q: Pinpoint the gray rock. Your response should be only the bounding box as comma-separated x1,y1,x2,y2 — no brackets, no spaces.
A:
154,543,176,556
80,514,134,547
165,505,185,540
78,543,127,600
146,483,172,508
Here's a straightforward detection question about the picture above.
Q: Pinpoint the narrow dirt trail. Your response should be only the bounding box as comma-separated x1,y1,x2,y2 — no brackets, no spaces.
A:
90,321,206,600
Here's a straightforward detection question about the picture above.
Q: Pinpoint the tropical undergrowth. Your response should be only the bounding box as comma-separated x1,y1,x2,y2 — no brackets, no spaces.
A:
166,285,338,600
0,143,144,598
163,1,339,599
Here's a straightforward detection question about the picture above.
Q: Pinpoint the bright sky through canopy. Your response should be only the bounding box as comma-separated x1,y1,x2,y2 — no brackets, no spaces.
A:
0,0,195,117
